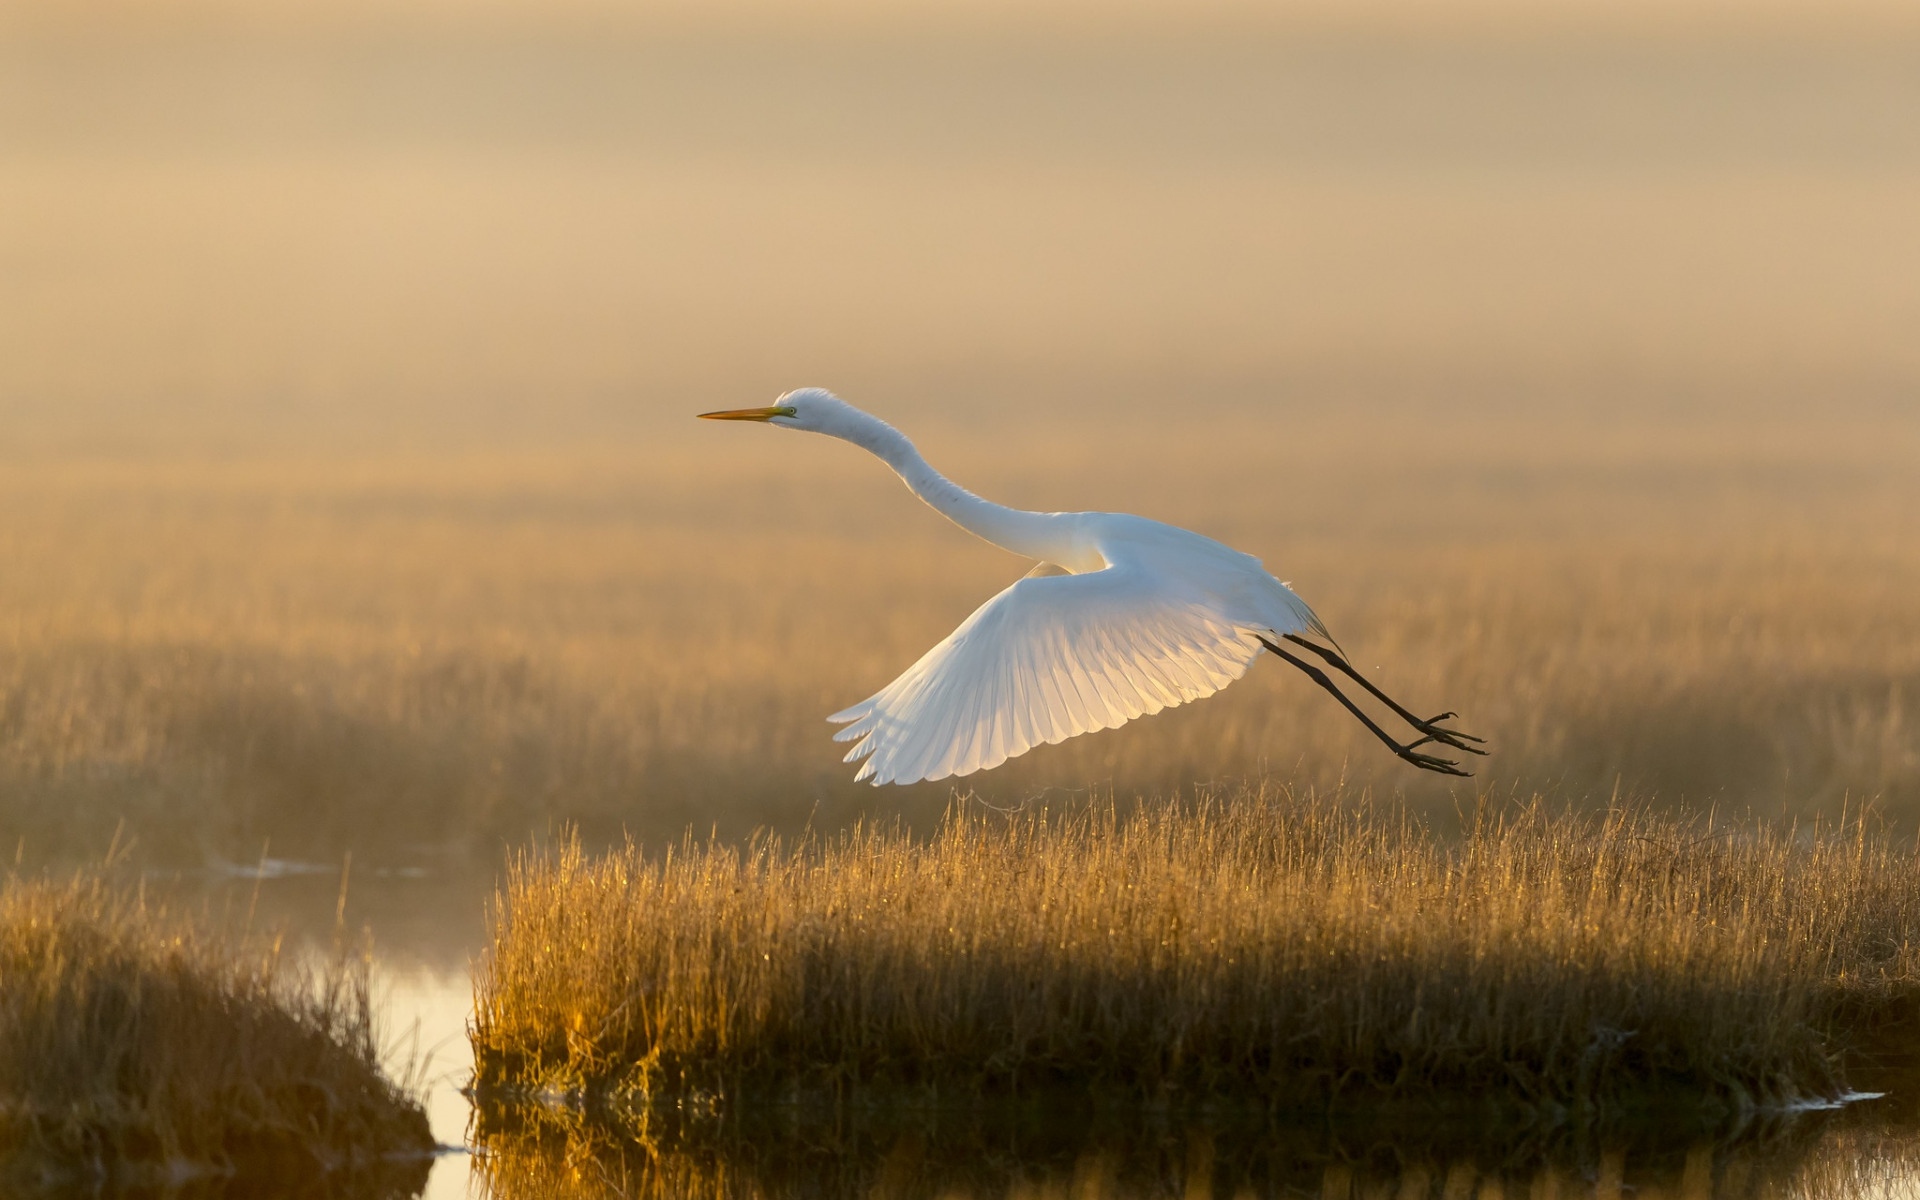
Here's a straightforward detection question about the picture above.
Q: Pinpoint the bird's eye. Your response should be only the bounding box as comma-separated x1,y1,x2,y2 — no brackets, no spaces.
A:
778,406,798,417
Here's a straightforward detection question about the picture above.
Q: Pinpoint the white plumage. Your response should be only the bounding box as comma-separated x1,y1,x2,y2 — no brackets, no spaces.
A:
700,389,1478,785
830,523,1323,784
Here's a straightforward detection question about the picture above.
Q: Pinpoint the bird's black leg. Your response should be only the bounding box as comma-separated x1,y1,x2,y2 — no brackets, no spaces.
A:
1281,634,1487,757
1257,637,1472,777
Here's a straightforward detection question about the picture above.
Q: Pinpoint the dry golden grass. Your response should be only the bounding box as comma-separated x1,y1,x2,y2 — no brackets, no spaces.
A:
470,789,1920,1118
2,399,1916,868
0,865,433,1190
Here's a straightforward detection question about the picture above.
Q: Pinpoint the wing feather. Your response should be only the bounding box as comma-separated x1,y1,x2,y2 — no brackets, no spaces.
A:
827,563,1272,785
1041,635,1087,743
1066,652,1107,738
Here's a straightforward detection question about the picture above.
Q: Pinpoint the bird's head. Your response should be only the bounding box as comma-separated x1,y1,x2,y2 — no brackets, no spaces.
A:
698,387,853,435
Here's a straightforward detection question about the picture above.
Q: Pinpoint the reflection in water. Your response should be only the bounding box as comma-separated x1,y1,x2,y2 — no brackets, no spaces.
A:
470,1100,1920,1200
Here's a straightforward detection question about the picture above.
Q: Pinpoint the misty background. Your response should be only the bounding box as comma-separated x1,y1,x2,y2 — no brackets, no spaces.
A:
5,0,1918,457
2,1,1917,875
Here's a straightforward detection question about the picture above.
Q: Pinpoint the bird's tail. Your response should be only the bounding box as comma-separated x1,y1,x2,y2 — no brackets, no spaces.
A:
1278,582,1342,655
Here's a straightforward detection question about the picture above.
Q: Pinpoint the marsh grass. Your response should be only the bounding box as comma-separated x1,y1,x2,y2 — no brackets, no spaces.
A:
3,407,1918,869
0,866,433,1190
472,790,1920,1119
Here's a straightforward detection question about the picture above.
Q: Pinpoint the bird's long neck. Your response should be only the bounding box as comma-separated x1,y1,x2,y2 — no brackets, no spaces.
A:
834,412,1073,564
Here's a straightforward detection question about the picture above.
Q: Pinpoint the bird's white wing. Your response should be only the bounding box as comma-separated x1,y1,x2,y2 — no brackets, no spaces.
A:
828,565,1268,785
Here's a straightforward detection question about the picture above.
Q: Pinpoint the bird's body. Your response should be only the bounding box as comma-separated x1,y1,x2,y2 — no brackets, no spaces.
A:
701,389,1482,784
831,511,1327,784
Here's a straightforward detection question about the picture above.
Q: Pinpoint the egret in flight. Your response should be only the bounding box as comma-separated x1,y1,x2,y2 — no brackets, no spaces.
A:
701,389,1484,784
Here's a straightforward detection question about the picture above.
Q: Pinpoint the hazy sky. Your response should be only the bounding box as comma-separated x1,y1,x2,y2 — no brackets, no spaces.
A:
9,0,1920,35
3,1,1916,454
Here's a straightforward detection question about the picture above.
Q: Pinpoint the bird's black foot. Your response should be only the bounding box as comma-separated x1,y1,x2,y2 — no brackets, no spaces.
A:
1397,744,1474,776
1406,712,1488,756
1261,634,1488,778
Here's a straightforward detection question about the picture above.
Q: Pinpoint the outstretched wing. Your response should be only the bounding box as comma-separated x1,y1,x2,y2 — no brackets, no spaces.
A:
828,565,1268,785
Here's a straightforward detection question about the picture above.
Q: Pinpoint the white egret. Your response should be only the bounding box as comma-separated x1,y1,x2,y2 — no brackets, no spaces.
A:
700,389,1484,784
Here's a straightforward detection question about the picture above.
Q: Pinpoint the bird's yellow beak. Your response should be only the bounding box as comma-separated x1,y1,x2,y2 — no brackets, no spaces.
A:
698,406,790,422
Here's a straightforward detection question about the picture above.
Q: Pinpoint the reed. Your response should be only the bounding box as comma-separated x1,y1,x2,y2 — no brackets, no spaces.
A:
472,790,1920,1118
0,867,433,1189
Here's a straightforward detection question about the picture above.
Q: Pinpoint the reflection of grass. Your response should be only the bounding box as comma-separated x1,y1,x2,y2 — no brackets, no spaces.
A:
0,868,433,1190
469,1072,1907,1200
473,793,1920,1117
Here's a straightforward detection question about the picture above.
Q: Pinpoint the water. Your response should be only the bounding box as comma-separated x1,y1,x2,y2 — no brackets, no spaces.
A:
248,868,487,1199
383,971,477,1200
462,1091,1920,1199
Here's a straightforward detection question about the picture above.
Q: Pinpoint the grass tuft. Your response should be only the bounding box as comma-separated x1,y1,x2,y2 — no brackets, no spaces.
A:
472,789,1920,1118
0,869,434,1190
